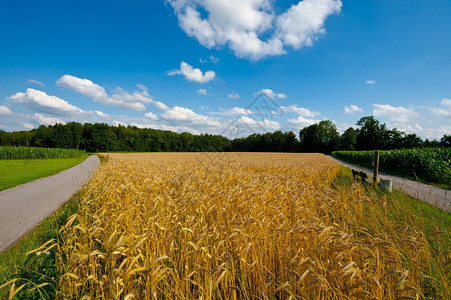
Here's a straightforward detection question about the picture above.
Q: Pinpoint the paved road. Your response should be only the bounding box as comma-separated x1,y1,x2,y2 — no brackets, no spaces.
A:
328,156,450,213
0,156,100,253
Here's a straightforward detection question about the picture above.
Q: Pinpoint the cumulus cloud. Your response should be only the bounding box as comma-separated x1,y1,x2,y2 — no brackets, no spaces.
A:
197,88,208,95
344,104,363,114
168,0,342,60
286,115,319,128
28,79,45,86
33,113,65,125
366,80,376,85
160,106,221,128
7,88,86,117
430,98,451,119
144,112,158,121
228,92,240,99
233,115,280,132
56,75,166,111
0,105,12,115
276,0,342,49
440,98,451,106
23,123,34,130
280,105,319,117
210,55,219,63
168,61,216,83
212,107,253,116
256,88,287,99
372,104,418,123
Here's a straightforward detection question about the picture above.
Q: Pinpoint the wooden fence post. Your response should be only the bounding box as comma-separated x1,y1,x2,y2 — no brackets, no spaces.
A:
373,151,379,186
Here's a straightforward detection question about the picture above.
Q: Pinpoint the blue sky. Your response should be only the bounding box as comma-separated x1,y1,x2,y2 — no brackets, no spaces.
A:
1,0,450,140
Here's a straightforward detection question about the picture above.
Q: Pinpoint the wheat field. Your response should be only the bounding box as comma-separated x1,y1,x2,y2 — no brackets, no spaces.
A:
48,153,446,299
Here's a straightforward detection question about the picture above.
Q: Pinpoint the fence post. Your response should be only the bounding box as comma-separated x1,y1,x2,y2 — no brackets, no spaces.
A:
373,151,379,186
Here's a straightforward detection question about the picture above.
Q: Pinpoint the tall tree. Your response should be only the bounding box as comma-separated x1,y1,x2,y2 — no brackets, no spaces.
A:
299,120,339,154
440,135,451,147
355,116,387,150
339,127,357,150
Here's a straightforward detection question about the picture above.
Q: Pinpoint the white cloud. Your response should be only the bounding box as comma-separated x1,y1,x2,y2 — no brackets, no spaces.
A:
33,113,65,125
440,98,451,106
168,0,342,60
160,106,221,128
136,84,148,91
144,112,158,120
197,88,208,95
228,92,240,99
210,55,219,63
233,115,280,132
276,0,342,49
212,107,253,116
94,110,109,118
57,75,108,100
256,88,287,99
430,99,451,118
56,75,166,111
28,79,45,86
199,57,208,64
430,108,451,118
366,80,376,85
280,105,319,117
286,115,318,128
23,123,34,130
372,104,418,123
344,104,363,114
168,61,216,83
7,88,86,117
0,105,12,115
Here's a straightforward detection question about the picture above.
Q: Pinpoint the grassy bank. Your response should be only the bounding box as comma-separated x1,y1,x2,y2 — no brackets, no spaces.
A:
0,193,80,299
0,156,88,191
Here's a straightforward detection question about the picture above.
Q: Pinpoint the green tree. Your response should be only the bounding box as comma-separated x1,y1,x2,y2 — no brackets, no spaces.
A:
402,133,423,149
440,135,451,147
299,120,339,154
49,124,73,148
339,127,357,150
67,122,83,149
81,123,118,152
355,116,387,150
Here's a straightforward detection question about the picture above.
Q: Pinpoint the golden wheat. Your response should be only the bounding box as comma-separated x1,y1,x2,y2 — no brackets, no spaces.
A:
51,153,443,299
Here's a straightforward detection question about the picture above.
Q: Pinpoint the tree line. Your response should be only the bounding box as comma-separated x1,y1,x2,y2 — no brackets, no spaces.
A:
0,116,449,153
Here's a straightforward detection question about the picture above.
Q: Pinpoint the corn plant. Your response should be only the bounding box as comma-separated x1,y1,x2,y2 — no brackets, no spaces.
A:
0,146,85,160
332,148,451,187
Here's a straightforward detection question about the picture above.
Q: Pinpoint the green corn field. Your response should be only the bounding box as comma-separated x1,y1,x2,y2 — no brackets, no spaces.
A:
0,146,86,160
332,148,451,187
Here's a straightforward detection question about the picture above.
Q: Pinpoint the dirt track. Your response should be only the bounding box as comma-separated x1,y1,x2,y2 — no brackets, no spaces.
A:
328,156,450,213
0,156,100,253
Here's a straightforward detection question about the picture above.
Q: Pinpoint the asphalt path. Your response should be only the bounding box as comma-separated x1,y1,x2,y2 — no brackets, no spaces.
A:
0,155,100,253
328,156,450,213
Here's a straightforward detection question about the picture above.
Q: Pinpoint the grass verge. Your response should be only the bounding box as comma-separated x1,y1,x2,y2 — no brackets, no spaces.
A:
0,192,80,299
333,166,450,298
0,155,88,191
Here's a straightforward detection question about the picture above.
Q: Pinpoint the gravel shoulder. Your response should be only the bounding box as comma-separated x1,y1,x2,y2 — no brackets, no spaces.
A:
0,155,100,253
328,156,450,213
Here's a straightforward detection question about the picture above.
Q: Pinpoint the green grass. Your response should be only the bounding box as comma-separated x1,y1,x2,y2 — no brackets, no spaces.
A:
0,193,80,299
0,156,88,191
333,166,450,298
